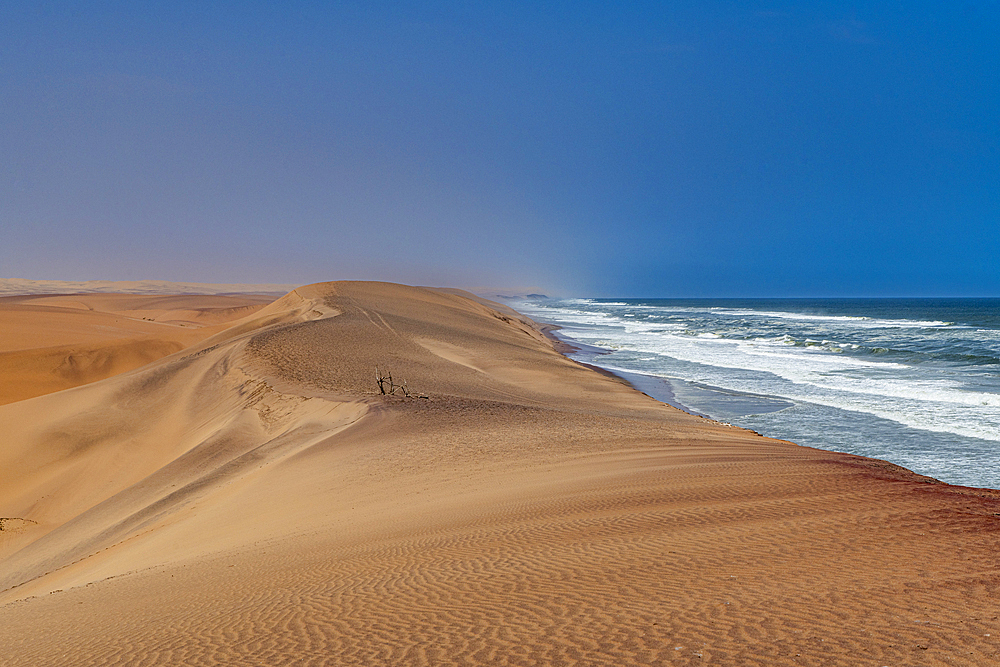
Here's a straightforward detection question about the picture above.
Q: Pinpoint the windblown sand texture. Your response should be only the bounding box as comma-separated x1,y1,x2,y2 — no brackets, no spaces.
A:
1,281,998,666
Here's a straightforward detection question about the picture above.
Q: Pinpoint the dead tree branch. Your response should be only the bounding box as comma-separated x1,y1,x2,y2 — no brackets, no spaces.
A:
375,366,423,397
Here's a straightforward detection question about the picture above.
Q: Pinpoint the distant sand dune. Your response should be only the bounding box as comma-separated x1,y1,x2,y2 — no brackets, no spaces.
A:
0,278,297,297
0,292,275,404
0,281,998,665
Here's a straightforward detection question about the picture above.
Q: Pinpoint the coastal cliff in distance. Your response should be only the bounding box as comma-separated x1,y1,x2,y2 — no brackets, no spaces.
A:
1,281,998,666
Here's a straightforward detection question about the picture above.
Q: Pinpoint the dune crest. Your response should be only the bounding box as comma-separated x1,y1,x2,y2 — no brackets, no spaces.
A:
1,281,999,666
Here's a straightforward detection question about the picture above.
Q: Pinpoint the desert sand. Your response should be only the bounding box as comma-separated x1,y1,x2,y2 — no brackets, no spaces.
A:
0,278,297,297
0,281,998,666
0,292,276,405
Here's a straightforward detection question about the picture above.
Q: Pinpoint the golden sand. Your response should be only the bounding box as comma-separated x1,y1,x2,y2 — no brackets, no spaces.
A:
0,281,997,665
0,293,274,405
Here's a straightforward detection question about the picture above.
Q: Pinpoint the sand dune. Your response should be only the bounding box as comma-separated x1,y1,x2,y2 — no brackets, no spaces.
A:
0,292,275,405
0,278,296,297
1,281,998,666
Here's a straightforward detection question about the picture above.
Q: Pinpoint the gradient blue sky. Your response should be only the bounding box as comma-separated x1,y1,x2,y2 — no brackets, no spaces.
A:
2,2,997,296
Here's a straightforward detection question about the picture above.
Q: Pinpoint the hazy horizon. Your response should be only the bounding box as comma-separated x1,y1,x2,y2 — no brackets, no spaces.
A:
3,2,997,298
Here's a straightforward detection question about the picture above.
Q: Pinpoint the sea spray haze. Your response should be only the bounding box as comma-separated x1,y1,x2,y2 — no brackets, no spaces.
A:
512,297,1000,489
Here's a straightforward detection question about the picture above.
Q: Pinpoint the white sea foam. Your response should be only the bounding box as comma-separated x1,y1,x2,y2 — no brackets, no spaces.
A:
515,299,1000,446
706,309,956,329
595,359,1000,442
553,302,958,329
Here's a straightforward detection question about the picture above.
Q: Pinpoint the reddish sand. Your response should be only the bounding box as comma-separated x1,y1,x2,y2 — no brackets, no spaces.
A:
0,281,997,666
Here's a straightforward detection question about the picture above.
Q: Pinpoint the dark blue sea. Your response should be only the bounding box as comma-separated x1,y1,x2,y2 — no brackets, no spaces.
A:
510,297,1000,490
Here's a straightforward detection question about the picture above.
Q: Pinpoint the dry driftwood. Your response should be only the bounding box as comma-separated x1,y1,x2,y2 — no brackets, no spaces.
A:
375,367,427,398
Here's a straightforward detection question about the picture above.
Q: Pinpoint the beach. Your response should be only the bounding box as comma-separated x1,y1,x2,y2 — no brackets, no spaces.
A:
1,280,998,665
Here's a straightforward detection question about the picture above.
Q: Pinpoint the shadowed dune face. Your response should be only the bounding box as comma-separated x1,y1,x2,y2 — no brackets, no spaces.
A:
1,281,1000,666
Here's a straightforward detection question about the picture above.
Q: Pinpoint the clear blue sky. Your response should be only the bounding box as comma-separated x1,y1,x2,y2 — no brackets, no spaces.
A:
2,2,997,296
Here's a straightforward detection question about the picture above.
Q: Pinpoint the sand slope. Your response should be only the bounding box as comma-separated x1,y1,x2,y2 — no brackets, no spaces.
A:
1,281,998,666
0,293,274,404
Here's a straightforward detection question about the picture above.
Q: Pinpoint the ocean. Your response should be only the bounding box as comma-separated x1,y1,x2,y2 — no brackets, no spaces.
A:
509,297,1000,490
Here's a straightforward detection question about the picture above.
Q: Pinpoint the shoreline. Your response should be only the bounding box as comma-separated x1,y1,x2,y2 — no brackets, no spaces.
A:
537,320,959,487
540,322,793,423
535,312,1000,494
540,323,707,415
527,304,998,492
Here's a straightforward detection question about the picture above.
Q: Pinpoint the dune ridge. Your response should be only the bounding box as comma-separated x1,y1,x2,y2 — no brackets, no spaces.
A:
1,281,998,666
